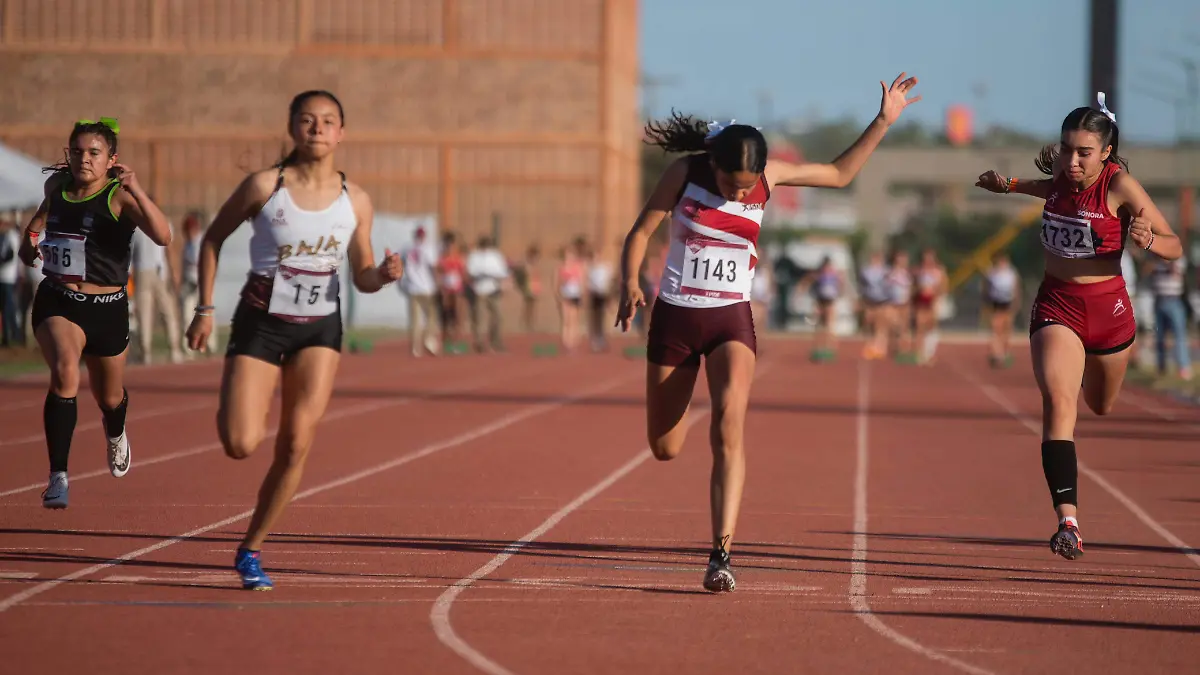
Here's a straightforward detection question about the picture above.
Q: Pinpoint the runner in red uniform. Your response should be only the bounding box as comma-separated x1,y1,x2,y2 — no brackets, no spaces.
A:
976,93,1183,561
615,72,920,592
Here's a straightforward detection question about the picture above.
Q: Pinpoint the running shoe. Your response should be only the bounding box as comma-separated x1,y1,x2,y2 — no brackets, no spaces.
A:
107,430,131,478
703,542,736,593
42,472,69,509
235,548,274,590
1050,522,1084,560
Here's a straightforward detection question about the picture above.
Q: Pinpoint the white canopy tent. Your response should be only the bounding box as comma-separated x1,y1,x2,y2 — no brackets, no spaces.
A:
0,141,47,212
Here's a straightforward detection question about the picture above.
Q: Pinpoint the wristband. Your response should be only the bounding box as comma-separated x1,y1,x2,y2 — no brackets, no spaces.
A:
1005,177,1018,193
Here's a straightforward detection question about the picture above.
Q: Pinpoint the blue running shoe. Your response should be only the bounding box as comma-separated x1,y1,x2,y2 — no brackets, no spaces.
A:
234,548,274,590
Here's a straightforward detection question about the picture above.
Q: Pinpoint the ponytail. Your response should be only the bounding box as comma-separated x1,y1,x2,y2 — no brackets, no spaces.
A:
644,110,710,154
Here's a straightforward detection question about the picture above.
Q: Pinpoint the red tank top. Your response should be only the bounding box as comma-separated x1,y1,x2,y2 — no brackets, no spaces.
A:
1040,161,1126,261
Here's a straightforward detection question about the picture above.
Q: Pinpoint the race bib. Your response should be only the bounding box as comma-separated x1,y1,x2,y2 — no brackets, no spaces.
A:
268,265,340,323
39,232,86,282
680,237,752,300
1041,213,1097,258
441,271,461,290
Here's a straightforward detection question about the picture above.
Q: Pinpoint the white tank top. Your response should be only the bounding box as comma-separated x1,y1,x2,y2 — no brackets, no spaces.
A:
859,264,888,303
657,155,768,309
243,171,359,322
886,267,912,305
986,267,1018,303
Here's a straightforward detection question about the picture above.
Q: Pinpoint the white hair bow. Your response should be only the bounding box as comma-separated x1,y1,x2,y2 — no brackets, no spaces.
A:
705,118,763,141
1096,92,1116,124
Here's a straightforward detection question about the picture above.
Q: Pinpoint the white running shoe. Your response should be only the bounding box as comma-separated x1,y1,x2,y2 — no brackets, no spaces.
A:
107,431,131,478
42,472,68,509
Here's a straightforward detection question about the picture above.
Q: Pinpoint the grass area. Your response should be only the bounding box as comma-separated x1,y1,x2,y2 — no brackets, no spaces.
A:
0,325,405,380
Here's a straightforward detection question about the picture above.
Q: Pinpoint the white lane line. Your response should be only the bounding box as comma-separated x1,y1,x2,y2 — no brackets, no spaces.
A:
0,372,634,613
0,361,557,498
953,363,1200,570
431,365,782,674
850,360,997,675
0,401,211,448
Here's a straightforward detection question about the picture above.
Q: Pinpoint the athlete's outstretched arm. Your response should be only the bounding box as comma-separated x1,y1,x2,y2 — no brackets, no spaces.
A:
975,170,1053,199
766,72,920,190
1113,171,1183,261
614,157,688,331
111,164,173,246
195,171,275,311
346,184,403,293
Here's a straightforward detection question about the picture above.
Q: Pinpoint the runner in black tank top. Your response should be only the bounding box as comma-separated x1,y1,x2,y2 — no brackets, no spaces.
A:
18,118,174,509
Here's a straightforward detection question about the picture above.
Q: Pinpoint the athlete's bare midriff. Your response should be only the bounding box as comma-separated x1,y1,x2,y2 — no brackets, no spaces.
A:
1043,252,1124,285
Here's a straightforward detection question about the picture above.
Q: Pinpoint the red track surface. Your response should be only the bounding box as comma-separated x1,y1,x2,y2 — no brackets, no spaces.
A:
1,335,1198,674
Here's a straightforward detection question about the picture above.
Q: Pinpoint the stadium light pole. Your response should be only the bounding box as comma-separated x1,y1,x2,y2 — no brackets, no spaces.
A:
1089,0,1118,111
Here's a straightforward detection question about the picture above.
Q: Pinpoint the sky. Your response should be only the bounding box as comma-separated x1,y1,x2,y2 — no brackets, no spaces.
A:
638,0,1200,144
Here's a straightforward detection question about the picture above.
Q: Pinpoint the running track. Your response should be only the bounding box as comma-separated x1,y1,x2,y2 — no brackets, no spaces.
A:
0,335,1198,674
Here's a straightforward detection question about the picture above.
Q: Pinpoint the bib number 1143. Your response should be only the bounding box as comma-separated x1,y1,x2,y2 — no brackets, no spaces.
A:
681,238,752,300
268,265,340,322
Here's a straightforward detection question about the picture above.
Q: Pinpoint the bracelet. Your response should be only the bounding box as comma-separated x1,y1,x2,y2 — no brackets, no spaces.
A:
1144,232,1155,251
1005,177,1018,193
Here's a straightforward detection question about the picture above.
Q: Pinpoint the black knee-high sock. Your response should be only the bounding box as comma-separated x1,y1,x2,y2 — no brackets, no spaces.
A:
102,389,128,438
44,393,77,473
1041,440,1078,508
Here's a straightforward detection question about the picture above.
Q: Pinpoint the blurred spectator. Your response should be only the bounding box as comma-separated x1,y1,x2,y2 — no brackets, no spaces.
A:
1148,254,1192,380
400,226,440,357
556,243,585,351
511,244,542,333
466,235,508,353
437,232,467,346
586,243,614,352
131,223,183,364
0,219,20,346
178,211,216,355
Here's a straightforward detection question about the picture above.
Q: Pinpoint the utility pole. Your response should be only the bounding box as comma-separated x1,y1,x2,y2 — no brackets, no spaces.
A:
1089,0,1118,110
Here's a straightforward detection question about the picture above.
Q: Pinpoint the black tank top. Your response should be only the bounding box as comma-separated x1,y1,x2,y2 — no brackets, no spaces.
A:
41,177,135,287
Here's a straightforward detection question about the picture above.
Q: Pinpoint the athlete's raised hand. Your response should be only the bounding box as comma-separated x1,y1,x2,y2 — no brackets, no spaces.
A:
879,72,921,126
378,248,404,283
111,163,143,195
975,170,1009,193
1128,208,1155,251
614,282,645,333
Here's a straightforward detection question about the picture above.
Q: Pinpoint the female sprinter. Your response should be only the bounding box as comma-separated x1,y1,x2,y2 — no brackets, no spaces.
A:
18,117,173,508
911,248,947,365
802,256,845,362
982,253,1021,368
975,93,1182,561
185,90,404,590
616,72,920,592
857,250,890,360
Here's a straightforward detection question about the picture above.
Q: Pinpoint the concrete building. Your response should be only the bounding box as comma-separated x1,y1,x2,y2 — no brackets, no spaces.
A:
0,0,641,330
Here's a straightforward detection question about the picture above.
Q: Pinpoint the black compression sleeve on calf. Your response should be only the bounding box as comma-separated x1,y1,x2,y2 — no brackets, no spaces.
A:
1041,439,1078,507
44,393,77,473
102,388,128,438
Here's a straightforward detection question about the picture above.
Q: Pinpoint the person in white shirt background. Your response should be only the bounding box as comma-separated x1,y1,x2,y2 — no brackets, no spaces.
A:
0,219,21,346
465,235,509,353
178,211,216,355
399,226,440,357
1148,253,1192,381
585,242,614,353
131,220,183,364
